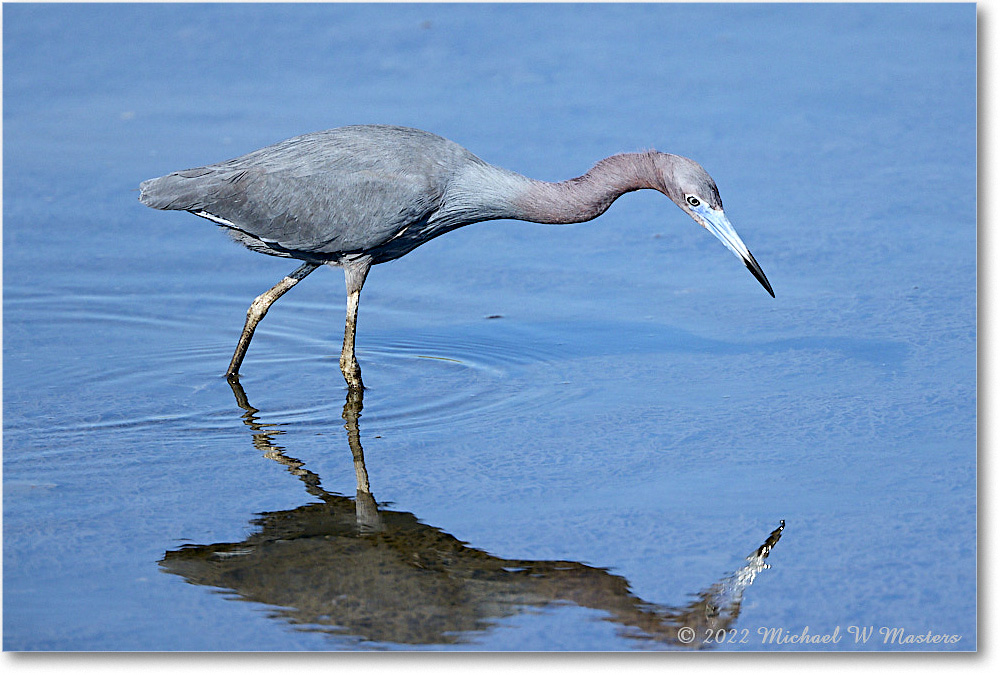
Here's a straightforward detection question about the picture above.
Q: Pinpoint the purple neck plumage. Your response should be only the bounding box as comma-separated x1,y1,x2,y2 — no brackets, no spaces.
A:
509,151,666,224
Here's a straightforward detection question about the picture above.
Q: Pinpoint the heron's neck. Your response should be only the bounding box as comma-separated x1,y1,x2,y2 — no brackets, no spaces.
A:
511,152,663,224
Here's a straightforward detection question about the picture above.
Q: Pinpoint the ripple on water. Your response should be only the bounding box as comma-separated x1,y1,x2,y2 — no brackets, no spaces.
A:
190,321,588,435
357,324,584,434
4,290,262,442
6,289,593,442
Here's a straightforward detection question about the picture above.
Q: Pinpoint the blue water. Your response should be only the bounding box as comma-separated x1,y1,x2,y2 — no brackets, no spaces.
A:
3,3,976,651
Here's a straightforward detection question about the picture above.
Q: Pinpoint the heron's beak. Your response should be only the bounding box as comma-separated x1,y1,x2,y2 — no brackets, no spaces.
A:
695,207,774,298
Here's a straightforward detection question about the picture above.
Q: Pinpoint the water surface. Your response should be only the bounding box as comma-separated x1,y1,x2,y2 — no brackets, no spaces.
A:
3,3,976,651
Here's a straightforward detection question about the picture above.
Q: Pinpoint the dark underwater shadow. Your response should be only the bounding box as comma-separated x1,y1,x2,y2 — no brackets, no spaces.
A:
159,380,784,648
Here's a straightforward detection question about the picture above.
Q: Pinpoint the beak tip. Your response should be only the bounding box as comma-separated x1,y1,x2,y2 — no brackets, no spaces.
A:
743,254,774,298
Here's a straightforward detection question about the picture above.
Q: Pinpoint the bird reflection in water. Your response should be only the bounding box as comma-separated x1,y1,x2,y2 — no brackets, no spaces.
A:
160,381,784,648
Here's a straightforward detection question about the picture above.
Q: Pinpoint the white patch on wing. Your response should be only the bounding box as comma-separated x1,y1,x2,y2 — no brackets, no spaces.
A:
385,225,410,243
194,210,237,228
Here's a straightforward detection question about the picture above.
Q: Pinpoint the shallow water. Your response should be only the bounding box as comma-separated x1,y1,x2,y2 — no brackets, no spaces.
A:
3,3,976,651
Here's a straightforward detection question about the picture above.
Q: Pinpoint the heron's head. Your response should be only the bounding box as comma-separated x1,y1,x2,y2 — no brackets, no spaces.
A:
653,153,774,298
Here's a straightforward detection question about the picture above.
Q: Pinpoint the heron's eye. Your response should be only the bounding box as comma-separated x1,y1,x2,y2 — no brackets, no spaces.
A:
686,195,701,207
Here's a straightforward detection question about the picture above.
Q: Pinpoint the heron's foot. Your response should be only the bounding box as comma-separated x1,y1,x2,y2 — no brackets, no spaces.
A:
340,356,364,390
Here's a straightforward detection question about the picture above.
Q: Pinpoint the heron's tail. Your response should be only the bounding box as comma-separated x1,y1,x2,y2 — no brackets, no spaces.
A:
138,169,216,211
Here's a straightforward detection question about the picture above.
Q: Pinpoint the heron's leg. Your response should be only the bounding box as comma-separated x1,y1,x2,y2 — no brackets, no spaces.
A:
226,262,319,378
339,259,371,390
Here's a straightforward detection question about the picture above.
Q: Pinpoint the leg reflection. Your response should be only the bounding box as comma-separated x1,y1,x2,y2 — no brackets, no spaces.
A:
342,386,381,532
228,375,382,532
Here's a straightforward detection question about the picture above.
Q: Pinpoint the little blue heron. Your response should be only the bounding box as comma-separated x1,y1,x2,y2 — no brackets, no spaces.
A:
139,125,773,389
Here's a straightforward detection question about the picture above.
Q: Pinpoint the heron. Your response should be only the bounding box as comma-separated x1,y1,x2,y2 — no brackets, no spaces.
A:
139,124,773,390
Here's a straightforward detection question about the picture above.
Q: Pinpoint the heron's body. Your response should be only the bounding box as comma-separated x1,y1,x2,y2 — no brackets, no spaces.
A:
140,124,772,388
